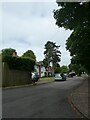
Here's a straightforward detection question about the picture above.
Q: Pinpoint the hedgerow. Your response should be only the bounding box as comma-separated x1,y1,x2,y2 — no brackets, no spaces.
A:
2,56,35,72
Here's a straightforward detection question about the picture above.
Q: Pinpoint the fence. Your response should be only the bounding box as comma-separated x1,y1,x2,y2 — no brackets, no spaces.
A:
2,62,32,87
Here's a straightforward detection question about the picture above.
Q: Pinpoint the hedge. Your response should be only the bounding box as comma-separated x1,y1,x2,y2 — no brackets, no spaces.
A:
2,56,35,72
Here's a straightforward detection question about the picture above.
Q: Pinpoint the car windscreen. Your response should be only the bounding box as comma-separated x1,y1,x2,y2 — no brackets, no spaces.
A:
55,74,60,77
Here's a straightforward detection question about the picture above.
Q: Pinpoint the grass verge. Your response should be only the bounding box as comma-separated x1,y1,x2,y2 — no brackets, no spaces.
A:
39,77,54,81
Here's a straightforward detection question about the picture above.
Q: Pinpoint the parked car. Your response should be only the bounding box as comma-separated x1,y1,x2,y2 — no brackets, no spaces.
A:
64,73,68,78
68,72,76,77
31,73,40,83
54,73,66,81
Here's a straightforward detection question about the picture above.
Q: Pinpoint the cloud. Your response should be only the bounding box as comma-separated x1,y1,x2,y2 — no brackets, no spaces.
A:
2,0,56,2
0,3,2,48
2,2,72,66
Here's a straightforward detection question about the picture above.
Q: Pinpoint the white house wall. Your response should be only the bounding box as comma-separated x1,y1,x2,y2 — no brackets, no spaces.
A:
34,65,46,77
41,66,46,77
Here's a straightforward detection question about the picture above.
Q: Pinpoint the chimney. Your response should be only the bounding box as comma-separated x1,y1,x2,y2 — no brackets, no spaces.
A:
12,52,17,57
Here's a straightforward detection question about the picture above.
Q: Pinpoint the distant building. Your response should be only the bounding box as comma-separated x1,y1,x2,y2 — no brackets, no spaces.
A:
35,61,46,77
34,61,53,77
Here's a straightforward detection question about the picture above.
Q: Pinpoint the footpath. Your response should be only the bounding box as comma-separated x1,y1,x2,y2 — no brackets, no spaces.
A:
70,76,89,119
3,79,54,89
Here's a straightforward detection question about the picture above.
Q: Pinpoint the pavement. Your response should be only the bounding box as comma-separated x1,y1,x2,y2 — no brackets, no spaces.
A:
70,76,89,119
3,79,54,89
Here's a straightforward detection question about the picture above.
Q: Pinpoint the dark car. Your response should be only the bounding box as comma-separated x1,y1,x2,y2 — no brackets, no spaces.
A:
68,72,76,77
32,73,40,83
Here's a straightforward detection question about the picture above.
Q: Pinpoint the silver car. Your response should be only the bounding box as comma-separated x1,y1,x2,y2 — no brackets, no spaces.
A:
54,73,66,81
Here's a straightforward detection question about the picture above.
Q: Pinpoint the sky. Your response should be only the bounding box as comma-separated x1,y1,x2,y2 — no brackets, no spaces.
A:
1,1,72,66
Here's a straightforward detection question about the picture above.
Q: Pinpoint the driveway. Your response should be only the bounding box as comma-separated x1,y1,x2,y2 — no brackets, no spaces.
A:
2,76,84,118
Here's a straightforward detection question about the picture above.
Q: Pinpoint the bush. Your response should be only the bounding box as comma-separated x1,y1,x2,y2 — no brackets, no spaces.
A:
2,56,35,72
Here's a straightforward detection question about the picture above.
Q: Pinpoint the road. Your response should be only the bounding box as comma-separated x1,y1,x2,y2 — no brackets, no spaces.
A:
2,76,84,118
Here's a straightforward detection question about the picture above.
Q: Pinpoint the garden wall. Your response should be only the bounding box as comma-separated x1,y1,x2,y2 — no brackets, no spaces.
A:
2,62,32,87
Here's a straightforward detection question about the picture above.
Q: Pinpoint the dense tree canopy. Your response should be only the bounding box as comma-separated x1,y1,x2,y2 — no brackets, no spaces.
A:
43,41,61,67
22,50,36,61
68,56,86,75
53,2,90,73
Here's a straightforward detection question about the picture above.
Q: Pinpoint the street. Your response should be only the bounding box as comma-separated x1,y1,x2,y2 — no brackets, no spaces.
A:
2,77,84,118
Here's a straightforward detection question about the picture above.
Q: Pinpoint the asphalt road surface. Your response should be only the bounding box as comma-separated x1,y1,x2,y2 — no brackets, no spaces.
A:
2,77,84,118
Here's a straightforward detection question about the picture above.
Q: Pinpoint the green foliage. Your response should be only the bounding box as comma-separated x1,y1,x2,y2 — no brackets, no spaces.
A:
53,2,90,73
1,48,16,56
1,48,35,72
54,63,61,73
54,2,89,30
43,58,48,68
44,41,61,66
69,63,85,75
2,56,35,72
69,56,86,74
22,50,36,61
54,63,60,68
54,67,61,73
60,65,69,73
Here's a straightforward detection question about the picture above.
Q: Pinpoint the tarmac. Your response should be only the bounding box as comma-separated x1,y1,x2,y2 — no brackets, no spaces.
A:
3,76,89,119
31,76,90,119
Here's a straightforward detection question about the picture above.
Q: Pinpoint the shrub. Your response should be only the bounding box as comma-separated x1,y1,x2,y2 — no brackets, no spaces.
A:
2,56,35,72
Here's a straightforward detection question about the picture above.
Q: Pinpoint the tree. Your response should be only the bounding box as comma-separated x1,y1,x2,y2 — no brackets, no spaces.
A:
54,63,61,73
43,58,48,68
68,56,86,75
1,48,16,57
1,48,17,61
53,2,90,73
43,41,61,74
44,41,61,66
22,50,36,61
60,65,69,73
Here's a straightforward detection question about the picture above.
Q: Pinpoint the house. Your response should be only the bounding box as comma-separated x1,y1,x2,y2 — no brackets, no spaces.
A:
34,61,46,77
34,61,53,77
